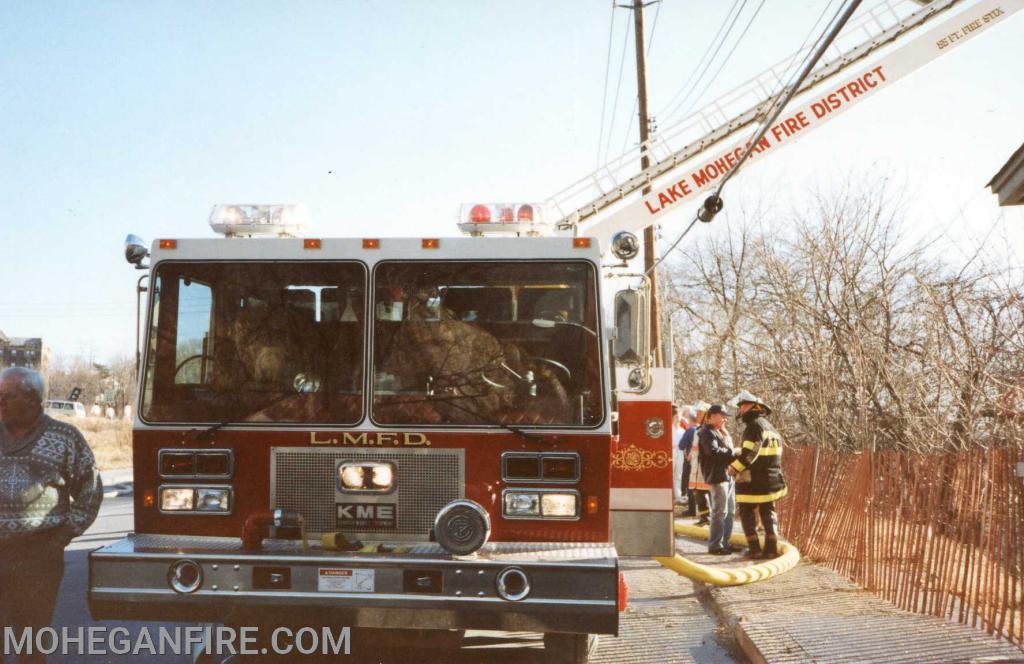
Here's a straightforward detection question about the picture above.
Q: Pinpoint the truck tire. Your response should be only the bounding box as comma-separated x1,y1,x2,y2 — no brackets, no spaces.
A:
543,632,598,663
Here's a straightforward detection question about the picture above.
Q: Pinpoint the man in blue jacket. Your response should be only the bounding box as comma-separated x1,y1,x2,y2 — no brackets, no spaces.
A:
699,404,737,554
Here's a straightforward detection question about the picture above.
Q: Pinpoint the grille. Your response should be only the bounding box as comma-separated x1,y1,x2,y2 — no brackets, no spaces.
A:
271,447,464,540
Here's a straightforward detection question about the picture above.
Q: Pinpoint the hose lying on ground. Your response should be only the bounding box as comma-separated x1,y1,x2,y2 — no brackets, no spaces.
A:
654,520,800,587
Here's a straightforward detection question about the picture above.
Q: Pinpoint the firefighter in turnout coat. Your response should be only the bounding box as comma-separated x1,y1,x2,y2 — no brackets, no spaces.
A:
727,390,786,559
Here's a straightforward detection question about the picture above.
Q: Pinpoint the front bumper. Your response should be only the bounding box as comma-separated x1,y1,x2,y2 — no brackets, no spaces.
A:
89,535,619,635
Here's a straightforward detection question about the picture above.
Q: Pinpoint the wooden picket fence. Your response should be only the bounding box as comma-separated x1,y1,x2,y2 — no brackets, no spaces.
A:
777,446,1024,646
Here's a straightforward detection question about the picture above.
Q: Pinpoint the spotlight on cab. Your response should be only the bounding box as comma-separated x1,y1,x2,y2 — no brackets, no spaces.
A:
610,231,640,261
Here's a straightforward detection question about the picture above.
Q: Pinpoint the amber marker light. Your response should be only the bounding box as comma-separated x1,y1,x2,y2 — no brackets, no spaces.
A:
143,490,155,508
158,239,177,249
587,495,599,515
422,238,440,249
573,238,591,249
303,238,322,249
362,238,380,249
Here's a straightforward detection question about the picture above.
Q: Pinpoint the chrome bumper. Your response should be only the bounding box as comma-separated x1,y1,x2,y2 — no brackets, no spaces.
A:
88,535,619,635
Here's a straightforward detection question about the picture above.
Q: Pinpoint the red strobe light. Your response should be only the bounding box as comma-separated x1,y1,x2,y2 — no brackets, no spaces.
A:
517,204,534,222
500,206,514,223
470,204,491,224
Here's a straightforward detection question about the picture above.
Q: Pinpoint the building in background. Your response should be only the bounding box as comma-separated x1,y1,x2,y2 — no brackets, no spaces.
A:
988,143,1024,207
0,329,50,373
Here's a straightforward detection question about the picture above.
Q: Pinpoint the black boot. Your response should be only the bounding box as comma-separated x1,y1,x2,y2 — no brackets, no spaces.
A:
761,537,780,559
743,536,762,559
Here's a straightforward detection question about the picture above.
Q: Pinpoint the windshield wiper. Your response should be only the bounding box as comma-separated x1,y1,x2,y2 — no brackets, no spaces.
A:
192,389,299,442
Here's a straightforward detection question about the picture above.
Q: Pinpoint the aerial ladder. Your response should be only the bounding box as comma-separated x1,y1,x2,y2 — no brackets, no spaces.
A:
542,0,1021,584
545,0,1021,250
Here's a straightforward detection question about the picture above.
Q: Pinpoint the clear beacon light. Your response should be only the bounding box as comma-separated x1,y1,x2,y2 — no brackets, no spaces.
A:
209,203,310,237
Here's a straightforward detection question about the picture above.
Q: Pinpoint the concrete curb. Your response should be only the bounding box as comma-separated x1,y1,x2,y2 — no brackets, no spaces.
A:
694,580,773,664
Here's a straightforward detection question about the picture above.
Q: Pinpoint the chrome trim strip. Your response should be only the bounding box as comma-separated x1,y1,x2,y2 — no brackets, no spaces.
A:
90,588,612,608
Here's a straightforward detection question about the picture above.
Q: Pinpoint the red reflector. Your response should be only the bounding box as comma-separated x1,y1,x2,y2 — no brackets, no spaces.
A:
517,204,534,222
618,573,628,611
470,204,491,223
160,452,194,475
158,239,177,249
500,206,514,223
587,495,599,515
573,238,591,249
422,238,440,249
303,238,322,249
143,490,155,508
363,238,380,249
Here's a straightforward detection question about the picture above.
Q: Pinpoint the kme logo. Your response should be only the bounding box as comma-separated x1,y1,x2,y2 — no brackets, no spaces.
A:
337,503,397,528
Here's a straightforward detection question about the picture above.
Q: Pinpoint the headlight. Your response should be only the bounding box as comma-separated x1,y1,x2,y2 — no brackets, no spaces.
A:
504,492,541,517
159,485,232,513
195,488,231,512
371,464,393,489
502,490,580,519
541,493,578,518
340,465,365,490
338,462,396,492
160,488,195,511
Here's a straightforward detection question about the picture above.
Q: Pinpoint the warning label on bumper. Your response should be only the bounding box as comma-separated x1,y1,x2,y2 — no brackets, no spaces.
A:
318,568,375,593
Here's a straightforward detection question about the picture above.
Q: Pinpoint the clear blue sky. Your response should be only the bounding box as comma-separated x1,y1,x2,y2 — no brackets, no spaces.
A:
2,1,1021,362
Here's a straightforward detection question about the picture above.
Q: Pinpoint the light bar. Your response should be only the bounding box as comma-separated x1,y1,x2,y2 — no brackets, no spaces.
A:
208,203,309,237
457,203,548,237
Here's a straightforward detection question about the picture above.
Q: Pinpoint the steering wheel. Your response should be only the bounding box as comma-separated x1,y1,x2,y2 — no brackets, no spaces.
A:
174,354,215,382
528,357,571,382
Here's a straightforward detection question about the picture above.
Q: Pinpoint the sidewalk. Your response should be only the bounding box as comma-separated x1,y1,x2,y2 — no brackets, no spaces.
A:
674,532,1024,663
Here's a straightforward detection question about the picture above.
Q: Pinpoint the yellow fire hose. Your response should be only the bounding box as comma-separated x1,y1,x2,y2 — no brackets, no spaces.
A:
654,520,800,586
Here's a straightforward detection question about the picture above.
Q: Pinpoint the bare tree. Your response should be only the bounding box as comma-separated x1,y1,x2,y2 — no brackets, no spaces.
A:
662,180,1024,452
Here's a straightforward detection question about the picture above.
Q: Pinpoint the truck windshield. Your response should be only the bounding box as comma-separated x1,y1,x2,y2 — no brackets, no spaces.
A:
372,261,603,427
140,261,366,424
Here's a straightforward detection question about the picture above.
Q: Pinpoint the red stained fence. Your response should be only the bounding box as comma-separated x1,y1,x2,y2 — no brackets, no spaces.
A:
777,446,1024,646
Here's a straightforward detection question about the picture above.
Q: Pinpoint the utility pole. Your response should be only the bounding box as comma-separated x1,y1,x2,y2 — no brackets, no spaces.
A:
630,0,662,366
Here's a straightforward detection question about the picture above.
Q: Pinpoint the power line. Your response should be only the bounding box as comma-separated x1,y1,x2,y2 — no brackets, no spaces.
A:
667,0,768,125
595,2,618,169
657,0,747,124
601,11,634,166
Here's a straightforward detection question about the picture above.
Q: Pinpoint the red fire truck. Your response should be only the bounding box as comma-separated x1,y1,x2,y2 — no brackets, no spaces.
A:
90,203,674,661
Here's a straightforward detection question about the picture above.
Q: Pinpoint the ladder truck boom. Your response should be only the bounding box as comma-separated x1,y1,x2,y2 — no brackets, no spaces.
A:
548,0,1022,247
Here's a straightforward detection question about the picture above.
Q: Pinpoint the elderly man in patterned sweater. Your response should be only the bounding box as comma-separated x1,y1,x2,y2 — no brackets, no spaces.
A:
0,367,103,660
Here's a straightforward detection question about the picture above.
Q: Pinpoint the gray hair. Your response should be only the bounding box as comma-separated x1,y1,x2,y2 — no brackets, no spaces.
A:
0,367,46,404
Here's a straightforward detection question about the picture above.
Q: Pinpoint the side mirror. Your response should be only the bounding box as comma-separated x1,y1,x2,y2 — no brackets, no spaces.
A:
612,287,650,365
124,234,149,268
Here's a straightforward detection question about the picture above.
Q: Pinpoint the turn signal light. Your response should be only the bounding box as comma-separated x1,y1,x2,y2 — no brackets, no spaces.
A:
158,239,177,249
542,456,577,480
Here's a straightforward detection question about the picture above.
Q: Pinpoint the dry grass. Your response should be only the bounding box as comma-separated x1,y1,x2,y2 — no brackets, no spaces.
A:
52,415,132,470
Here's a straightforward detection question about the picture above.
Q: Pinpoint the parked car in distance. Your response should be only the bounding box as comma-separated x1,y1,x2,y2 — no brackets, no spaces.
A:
44,399,87,418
